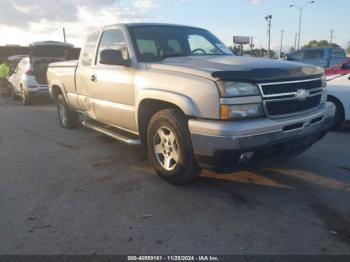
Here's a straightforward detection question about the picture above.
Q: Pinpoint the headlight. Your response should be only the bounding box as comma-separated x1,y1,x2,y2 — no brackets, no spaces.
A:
220,103,264,120
217,81,260,97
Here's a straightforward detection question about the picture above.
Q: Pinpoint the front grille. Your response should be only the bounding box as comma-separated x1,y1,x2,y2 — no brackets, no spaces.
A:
265,94,322,116
261,79,322,96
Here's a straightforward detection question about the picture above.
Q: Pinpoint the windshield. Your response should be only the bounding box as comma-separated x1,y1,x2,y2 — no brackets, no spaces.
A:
128,25,233,62
32,46,69,58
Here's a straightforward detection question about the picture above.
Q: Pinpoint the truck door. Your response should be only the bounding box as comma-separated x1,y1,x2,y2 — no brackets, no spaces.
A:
75,32,100,114
87,28,137,132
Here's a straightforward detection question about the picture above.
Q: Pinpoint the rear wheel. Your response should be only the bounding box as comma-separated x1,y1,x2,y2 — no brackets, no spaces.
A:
21,87,31,105
56,94,79,129
147,109,200,185
10,84,15,99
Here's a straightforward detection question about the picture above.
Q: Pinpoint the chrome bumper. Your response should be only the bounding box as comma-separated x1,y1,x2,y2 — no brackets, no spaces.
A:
189,102,335,157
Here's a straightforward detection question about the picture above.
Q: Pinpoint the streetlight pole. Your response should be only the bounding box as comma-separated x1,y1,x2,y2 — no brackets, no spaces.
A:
265,15,272,58
279,30,284,59
290,1,315,50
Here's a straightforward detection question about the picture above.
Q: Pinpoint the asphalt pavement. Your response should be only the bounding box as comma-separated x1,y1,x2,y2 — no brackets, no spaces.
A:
0,96,349,255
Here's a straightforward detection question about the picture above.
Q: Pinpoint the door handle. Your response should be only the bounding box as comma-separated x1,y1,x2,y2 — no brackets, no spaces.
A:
90,75,97,82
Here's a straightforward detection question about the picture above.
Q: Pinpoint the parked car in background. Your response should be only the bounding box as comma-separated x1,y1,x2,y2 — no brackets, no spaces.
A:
9,41,73,105
287,47,347,68
325,58,350,76
327,74,350,129
47,23,335,185
7,55,28,75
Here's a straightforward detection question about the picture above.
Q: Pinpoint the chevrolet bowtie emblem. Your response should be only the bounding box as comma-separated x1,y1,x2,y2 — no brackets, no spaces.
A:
295,89,309,101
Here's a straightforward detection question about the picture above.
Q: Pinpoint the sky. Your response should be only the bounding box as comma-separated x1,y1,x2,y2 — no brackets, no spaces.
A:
0,0,348,52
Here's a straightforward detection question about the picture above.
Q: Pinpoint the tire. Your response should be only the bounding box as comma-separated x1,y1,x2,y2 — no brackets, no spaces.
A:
147,109,200,185
328,97,344,130
56,94,79,129
10,84,15,99
21,86,31,105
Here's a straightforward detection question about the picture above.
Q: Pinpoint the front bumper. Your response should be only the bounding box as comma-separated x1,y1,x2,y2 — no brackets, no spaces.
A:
189,102,335,167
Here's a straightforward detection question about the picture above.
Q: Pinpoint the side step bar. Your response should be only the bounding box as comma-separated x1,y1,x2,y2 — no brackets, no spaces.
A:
82,120,141,145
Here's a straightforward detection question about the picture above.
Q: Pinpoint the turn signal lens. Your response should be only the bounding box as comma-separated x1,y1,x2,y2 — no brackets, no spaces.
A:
220,105,230,120
220,104,264,120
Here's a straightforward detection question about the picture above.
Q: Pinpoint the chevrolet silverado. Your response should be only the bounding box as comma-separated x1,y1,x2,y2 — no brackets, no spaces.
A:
47,23,335,184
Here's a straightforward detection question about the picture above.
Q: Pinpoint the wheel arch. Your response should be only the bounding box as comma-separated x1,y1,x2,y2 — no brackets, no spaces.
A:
328,94,345,127
50,81,68,102
136,91,198,150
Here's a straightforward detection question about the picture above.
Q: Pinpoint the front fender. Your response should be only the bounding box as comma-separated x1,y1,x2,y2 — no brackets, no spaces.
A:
136,89,200,117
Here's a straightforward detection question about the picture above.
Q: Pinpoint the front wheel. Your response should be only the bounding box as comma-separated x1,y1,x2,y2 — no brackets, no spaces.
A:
56,94,79,129
328,97,345,130
147,109,200,185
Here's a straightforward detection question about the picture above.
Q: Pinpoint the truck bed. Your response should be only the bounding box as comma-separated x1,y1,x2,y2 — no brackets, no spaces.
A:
49,60,78,68
47,60,78,100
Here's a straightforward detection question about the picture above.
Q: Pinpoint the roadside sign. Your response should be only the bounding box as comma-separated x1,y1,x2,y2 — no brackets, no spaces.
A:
233,36,251,45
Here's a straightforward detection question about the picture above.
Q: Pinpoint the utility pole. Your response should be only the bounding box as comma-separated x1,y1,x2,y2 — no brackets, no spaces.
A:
62,27,66,43
265,15,272,58
294,33,298,51
290,1,315,49
250,37,254,57
279,30,284,58
330,29,334,45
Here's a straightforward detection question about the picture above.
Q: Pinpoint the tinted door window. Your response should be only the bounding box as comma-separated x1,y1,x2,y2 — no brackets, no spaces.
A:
97,29,128,64
303,49,324,59
290,50,304,60
81,32,99,66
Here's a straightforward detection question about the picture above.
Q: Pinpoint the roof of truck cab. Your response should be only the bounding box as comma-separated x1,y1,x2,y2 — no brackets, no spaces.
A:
103,23,205,30
29,41,74,48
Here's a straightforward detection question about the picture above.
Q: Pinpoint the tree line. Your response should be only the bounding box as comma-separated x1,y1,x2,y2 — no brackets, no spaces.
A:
230,39,350,58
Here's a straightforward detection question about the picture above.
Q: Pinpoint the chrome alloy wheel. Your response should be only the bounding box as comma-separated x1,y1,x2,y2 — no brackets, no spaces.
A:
153,126,179,171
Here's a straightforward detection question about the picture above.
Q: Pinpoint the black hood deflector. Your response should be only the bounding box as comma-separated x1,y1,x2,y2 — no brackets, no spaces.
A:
212,67,323,83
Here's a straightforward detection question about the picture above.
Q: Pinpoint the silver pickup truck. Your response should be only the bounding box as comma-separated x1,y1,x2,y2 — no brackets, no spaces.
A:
47,23,335,184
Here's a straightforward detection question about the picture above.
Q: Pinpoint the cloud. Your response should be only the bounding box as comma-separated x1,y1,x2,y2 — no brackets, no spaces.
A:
246,0,263,4
0,0,156,46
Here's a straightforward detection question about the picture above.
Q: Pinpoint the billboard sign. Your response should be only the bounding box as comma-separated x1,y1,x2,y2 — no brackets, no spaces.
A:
233,36,251,45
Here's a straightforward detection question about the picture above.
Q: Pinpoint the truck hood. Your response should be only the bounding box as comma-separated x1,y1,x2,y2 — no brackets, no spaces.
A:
147,55,323,82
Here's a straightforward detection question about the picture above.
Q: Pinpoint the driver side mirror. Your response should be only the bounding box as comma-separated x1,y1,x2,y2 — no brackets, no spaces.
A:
100,49,130,66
